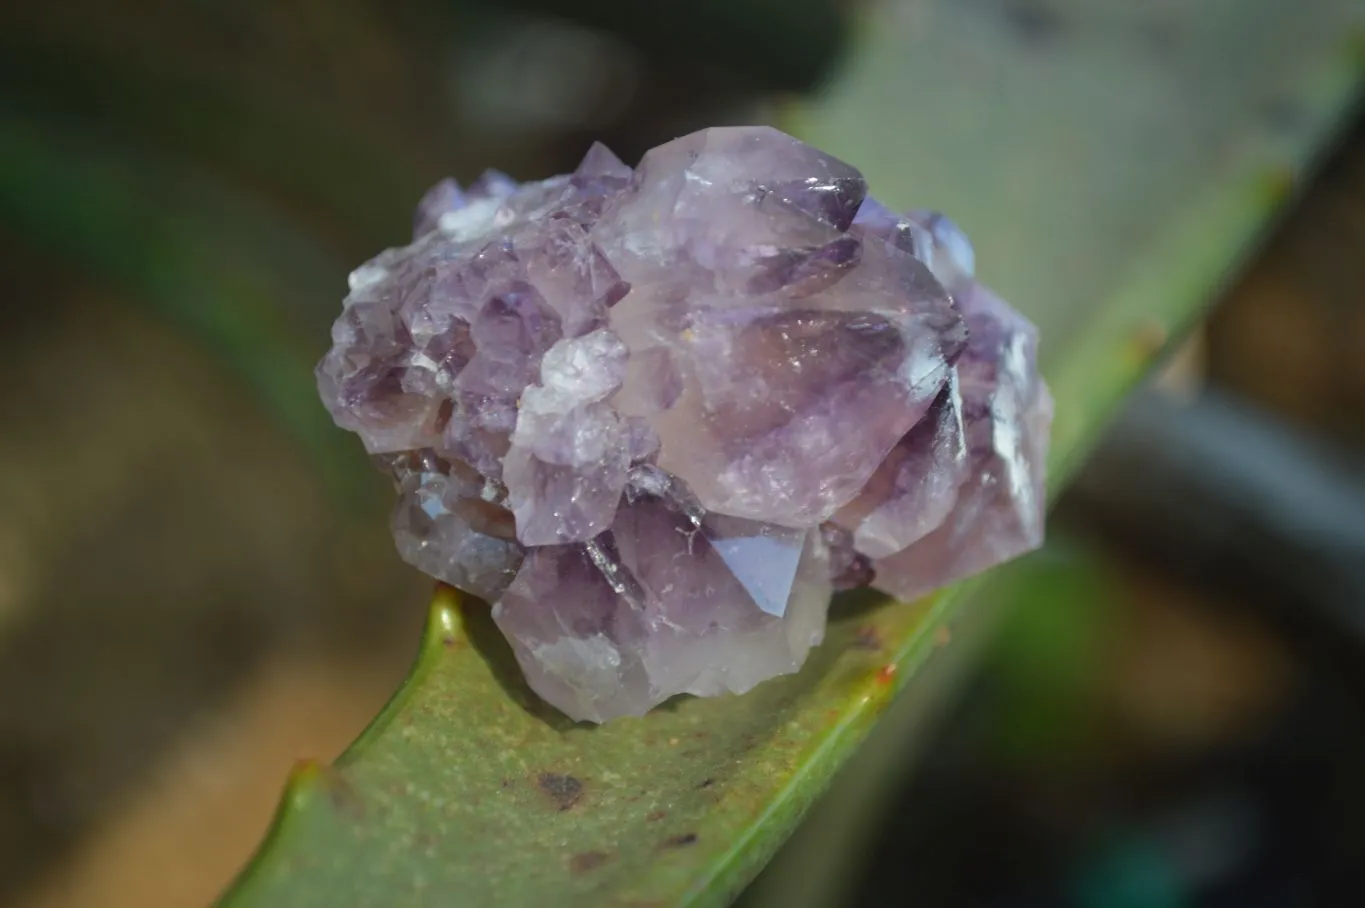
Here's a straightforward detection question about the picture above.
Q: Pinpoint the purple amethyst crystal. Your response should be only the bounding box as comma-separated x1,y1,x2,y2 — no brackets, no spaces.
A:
493,466,830,722
831,374,969,560
317,125,1051,722
870,282,1052,601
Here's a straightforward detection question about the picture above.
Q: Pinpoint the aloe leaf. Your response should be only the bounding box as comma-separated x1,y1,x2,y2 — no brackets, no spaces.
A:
221,3,1364,906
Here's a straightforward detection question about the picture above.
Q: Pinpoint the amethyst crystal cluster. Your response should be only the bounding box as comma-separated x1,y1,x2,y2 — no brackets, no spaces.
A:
317,126,1051,722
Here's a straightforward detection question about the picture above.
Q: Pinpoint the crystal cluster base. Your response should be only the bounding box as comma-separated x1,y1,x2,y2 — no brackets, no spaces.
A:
318,126,1051,723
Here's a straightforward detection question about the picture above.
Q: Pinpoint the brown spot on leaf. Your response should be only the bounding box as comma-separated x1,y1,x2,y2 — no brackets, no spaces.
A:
537,772,584,810
697,777,715,789
1127,319,1169,363
1256,167,1298,209
934,625,953,648
316,767,364,819
290,757,324,782
875,663,897,685
569,850,611,874
663,832,699,848
1003,2,1063,44
646,810,667,822
852,626,881,650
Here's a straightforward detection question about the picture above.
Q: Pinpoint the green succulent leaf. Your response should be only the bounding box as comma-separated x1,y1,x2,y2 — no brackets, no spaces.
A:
220,3,1364,906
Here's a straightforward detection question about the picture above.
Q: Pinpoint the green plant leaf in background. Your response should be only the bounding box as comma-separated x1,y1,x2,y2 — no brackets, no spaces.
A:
46,0,1336,905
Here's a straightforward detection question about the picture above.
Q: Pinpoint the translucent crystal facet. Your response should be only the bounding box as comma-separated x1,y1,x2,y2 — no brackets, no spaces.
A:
382,451,524,602
492,467,830,722
832,374,969,560
316,126,1051,722
870,282,1053,601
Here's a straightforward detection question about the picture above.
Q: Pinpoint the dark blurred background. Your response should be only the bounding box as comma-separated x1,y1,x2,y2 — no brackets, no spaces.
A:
3,1,1365,906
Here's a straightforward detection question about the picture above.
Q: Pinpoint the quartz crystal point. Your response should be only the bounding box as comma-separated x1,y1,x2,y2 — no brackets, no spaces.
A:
868,281,1053,601
593,128,967,526
831,374,970,560
316,125,1050,723
493,466,830,722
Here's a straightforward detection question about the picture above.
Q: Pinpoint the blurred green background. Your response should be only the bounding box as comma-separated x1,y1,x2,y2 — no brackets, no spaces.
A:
3,1,1365,906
